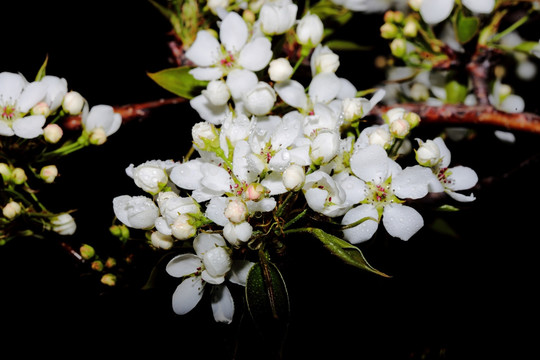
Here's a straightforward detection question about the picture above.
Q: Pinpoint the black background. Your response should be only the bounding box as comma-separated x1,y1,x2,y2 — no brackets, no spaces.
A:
1,1,539,359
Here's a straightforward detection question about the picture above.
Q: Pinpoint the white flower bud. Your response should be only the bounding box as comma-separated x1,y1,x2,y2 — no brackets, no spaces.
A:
368,127,392,149
202,246,232,280
113,195,159,229
151,231,174,250
383,107,406,124
202,80,230,106
171,214,197,240
282,164,305,191
62,91,85,115
260,2,298,35
40,165,58,183
243,82,276,116
133,164,168,195
11,168,27,185
410,83,429,101
224,198,248,224
268,58,293,82
3,201,22,219
51,213,77,235
89,127,107,145
297,13,324,47
43,123,63,144
310,131,339,165
389,118,410,138
342,98,370,122
192,121,218,149
223,221,253,246
416,139,441,167
0,163,12,183
313,49,340,74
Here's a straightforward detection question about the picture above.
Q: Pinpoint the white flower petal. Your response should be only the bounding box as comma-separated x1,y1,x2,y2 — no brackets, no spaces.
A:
392,165,437,199
308,72,341,104
447,166,478,191
0,121,14,136
12,115,45,138
205,196,229,226
228,260,255,286
220,12,248,53
433,137,451,168
462,0,495,13
193,232,227,257
226,69,258,100
171,277,205,315
170,160,204,190
211,285,234,324
189,67,223,81
274,80,308,110
382,203,423,241
350,144,391,183
185,30,221,67
446,190,476,202
166,254,203,277
499,94,525,113
238,37,273,72
420,0,454,24
189,94,228,124
201,164,232,192
0,72,26,102
341,204,379,244
16,81,47,113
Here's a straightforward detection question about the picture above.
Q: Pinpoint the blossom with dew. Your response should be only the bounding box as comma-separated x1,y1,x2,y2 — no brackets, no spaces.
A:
185,11,272,81
166,232,254,323
341,144,439,243
416,137,478,202
113,195,159,229
50,213,77,235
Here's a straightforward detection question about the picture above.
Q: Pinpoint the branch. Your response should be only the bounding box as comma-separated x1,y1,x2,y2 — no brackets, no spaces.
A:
372,103,540,134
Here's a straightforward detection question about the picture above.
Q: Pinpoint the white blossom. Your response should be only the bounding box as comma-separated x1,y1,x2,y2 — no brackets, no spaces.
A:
82,104,122,137
113,195,159,229
259,1,298,35
296,12,324,47
50,213,77,235
268,58,294,82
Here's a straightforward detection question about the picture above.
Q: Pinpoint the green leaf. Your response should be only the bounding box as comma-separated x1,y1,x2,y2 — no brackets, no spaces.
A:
298,227,390,278
456,10,479,44
513,41,540,54
445,80,468,104
35,55,48,81
147,66,208,99
325,39,371,51
246,260,290,324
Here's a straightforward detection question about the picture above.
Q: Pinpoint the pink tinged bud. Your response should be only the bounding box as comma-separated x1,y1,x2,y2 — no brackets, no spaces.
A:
246,183,265,201
43,123,63,143
224,198,248,223
171,214,197,240
62,91,85,115
91,260,104,271
389,118,410,138
282,164,305,191
31,102,51,117
2,201,22,219
40,165,58,183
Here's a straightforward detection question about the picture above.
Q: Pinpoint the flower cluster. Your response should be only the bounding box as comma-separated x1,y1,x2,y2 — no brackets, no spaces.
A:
113,3,479,323
0,68,122,246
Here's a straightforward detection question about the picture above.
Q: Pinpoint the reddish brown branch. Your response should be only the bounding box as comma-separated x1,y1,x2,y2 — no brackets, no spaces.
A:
372,103,540,134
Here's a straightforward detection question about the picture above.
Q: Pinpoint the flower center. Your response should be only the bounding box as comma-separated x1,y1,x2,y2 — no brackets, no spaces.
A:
1,104,19,123
362,177,400,215
220,51,236,71
437,167,454,186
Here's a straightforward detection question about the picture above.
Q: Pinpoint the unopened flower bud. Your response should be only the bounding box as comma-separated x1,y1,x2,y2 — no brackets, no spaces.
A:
62,91,85,115
383,107,406,124
268,58,293,82
243,82,276,116
43,123,63,143
171,214,197,240
51,213,77,235
223,221,253,246
404,111,421,128
192,121,219,149
403,17,418,37
380,23,399,39
342,98,370,122
296,13,324,47
203,80,230,106
313,50,340,74
151,231,175,249
11,168,27,185
91,260,104,271
89,127,107,145
3,201,22,219
416,139,441,167
133,164,168,195
368,127,392,149
40,165,58,183
390,38,407,58
110,224,130,241
282,164,305,191
224,198,248,223
245,183,265,201
101,273,117,286
310,131,339,165
389,118,410,138
105,257,117,268
408,0,422,11
31,102,51,117
0,163,11,183
80,244,95,259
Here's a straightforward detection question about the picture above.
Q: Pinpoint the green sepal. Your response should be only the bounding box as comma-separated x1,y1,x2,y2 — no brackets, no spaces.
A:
455,10,479,44
147,66,208,99
35,55,49,81
445,80,468,104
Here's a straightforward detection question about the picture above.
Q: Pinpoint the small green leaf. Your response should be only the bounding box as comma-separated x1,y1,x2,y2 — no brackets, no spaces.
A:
456,10,479,44
35,55,48,81
325,39,371,51
299,227,390,277
445,80,468,104
147,66,208,99
513,41,540,54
